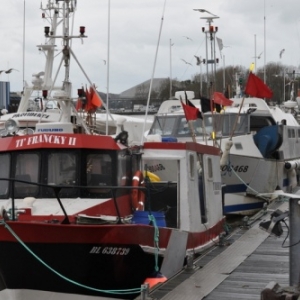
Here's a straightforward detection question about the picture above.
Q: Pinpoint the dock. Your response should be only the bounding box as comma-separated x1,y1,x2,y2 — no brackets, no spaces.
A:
139,199,290,300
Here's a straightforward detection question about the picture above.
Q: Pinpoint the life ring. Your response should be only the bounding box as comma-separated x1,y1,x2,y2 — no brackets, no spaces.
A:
131,170,145,211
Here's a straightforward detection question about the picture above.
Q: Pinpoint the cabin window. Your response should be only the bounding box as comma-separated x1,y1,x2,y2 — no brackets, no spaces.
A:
0,153,10,198
298,129,300,137
234,143,243,150
177,117,206,136
219,114,250,136
47,152,76,186
15,153,39,197
207,157,213,179
149,116,176,136
189,153,195,180
250,116,275,132
86,153,112,195
118,150,132,188
44,152,78,198
288,129,295,138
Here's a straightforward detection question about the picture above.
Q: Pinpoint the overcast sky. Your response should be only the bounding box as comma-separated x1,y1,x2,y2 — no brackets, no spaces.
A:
0,0,299,97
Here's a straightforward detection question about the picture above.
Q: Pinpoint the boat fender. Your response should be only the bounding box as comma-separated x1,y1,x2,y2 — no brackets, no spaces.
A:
220,140,233,167
285,160,300,171
131,170,145,211
143,171,161,182
287,169,297,189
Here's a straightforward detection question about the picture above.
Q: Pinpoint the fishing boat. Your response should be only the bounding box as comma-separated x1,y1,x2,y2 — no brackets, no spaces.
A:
0,1,225,299
0,7,151,147
145,89,300,215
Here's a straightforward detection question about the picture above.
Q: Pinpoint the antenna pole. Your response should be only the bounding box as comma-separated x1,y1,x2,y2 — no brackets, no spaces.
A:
106,0,111,135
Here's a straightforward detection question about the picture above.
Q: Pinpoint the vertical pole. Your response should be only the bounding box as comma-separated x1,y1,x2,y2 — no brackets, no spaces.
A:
283,69,286,102
210,21,214,84
289,197,300,287
205,31,209,96
106,0,111,135
170,39,172,99
23,0,26,92
223,55,225,92
254,34,257,74
200,62,202,95
213,30,216,86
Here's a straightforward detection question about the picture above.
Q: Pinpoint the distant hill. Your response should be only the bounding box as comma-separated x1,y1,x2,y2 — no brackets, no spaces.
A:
119,78,166,98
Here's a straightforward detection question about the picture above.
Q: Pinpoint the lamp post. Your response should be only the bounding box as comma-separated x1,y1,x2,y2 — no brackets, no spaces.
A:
194,9,219,96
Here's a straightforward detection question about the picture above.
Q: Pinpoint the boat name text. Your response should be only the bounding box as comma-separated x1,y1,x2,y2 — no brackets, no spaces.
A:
15,134,77,148
146,163,165,172
90,246,130,255
12,112,50,119
221,165,249,173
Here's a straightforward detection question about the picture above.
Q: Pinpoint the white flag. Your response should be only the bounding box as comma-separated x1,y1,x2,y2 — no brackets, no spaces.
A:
216,37,223,58
216,37,224,51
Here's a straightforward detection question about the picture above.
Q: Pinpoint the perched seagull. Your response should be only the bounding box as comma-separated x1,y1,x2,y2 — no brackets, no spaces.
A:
279,49,285,59
181,59,192,66
183,36,193,41
5,68,19,74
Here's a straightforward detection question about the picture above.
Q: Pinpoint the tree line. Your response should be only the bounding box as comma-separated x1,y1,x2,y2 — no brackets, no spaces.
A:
147,63,300,104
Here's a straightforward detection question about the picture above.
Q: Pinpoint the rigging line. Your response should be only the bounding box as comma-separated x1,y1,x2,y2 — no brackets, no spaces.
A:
140,0,167,144
22,0,25,91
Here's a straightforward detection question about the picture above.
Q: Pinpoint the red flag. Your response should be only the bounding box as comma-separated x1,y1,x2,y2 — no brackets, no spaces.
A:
213,92,233,106
245,72,273,99
91,90,102,108
85,85,100,112
75,98,82,111
84,86,92,112
180,100,200,121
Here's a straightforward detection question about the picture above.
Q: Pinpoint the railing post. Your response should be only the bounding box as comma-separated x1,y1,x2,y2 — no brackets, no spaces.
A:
140,283,149,300
289,197,300,287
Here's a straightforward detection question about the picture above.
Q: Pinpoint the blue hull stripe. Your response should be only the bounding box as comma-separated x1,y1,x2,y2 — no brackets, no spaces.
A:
223,202,264,214
224,184,248,193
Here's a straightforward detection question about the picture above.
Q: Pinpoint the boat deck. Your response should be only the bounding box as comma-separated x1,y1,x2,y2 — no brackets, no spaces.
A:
136,199,289,300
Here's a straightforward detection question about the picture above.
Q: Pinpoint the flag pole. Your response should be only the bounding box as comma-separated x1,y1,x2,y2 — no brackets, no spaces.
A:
229,95,245,140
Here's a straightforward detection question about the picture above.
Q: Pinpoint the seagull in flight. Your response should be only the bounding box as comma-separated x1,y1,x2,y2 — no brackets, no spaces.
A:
181,59,192,66
183,36,193,41
279,49,285,58
5,68,19,74
253,52,263,59
257,52,263,59
194,55,202,65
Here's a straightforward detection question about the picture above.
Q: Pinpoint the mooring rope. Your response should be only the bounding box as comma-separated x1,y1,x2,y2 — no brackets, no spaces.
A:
0,219,142,295
148,213,160,272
